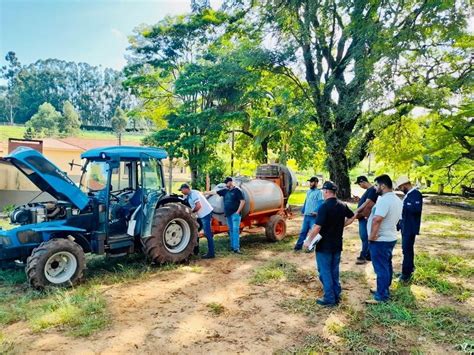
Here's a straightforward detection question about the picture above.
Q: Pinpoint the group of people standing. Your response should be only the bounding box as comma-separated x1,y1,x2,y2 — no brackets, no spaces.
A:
301,174,423,306
179,171,423,307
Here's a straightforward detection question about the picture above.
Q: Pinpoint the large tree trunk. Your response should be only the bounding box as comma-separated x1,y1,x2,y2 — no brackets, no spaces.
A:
325,139,352,200
260,137,269,164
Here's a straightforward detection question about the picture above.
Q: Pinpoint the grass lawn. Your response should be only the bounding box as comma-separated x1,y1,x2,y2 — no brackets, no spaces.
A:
0,197,472,353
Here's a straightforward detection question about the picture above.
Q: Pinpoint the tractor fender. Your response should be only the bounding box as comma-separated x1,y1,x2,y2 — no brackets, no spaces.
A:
33,226,91,253
157,196,187,208
49,233,92,253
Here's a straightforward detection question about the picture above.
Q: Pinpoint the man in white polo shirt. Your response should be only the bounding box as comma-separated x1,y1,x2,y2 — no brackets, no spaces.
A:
366,174,402,304
179,184,215,259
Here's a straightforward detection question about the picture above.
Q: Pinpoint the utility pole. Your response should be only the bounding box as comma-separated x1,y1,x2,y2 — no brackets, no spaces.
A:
230,130,235,176
367,153,371,176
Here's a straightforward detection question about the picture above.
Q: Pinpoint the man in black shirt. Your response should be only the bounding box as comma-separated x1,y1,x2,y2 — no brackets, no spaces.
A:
216,177,245,253
305,181,355,307
354,176,378,264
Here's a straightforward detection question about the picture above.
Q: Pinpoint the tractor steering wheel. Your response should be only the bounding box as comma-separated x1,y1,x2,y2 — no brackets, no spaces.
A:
109,191,121,202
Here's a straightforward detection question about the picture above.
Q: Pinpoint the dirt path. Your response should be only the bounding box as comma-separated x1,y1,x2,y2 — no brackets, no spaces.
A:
6,204,474,354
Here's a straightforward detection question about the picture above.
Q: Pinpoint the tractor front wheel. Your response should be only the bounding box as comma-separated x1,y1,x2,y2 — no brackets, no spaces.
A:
26,238,85,289
143,203,198,264
265,215,287,242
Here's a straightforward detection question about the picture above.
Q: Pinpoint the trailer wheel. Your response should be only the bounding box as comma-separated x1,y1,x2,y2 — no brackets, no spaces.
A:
26,238,85,289
265,215,287,242
144,203,199,264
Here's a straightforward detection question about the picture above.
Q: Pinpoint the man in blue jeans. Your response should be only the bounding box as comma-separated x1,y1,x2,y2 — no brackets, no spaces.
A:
179,183,215,259
367,174,403,304
305,181,355,307
294,176,324,251
214,177,245,254
354,176,378,264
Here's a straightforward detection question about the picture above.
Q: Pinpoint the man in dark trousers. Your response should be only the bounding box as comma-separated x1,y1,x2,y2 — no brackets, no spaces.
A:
354,176,378,264
395,176,423,282
305,181,355,307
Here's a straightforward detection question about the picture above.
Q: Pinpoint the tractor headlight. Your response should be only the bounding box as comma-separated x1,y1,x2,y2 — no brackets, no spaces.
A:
0,236,11,246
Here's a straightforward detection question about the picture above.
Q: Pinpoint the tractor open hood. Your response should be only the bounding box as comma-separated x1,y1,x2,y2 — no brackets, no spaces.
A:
3,147,89,210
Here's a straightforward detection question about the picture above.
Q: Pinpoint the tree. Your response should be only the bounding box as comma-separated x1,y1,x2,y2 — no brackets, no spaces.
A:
59,101,81,136
111,107,128,145
252,0,471,198
25,102,61,138
1,55,135,126
0,51,22,124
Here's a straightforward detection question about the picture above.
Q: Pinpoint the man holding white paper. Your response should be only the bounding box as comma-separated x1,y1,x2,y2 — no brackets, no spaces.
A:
305,181,356,307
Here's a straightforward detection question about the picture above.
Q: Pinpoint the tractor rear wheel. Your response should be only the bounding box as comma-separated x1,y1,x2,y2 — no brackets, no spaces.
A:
143,203,199,264
265,215,287,242
26,238,85,289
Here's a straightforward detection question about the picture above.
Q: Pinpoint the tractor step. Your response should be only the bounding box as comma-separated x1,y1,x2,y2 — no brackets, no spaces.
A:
107,234,134,250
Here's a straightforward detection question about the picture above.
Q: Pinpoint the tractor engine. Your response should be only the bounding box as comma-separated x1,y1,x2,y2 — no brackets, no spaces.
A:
10,202,68,225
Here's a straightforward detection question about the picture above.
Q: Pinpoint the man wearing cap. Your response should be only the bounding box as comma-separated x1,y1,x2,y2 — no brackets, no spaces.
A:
395,176,423,282
208,177,245,253
294,176,324,251
179,184,215,259
354,176,378,264
305,181,355,306
366,174,403,304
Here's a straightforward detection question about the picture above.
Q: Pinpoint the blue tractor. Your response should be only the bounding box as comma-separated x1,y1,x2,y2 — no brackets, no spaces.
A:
0,146,198,288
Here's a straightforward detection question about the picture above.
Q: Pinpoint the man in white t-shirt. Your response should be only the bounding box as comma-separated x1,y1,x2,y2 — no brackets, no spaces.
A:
366,174,402,304
179,184,215,259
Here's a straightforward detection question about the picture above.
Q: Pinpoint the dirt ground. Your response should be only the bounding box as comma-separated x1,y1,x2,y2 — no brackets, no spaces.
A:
4,204,474,354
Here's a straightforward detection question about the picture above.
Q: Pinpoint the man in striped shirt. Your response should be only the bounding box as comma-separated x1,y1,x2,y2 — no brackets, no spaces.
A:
294,176,324,251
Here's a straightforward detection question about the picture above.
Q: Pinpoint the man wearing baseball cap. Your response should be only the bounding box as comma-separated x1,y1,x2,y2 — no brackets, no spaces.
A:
294,176,324,251
395,176,423,283
305,181,355,306
207,177,245,253
353,176,378,264
179,183,215,259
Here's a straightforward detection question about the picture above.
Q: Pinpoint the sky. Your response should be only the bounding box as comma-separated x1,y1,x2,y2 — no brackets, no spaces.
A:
0,0,220,70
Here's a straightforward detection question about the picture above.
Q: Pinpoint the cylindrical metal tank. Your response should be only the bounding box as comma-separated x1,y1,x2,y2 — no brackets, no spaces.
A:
207,178,284,224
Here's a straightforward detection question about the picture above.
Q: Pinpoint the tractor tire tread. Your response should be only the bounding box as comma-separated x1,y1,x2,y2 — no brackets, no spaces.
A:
143,203,198,264
26,238,86,289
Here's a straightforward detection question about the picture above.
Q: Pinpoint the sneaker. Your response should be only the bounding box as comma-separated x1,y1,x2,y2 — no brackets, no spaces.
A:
356,257,367,265
201,254,215,259
316,298,337,307
233,249,243,254
294,247,302,253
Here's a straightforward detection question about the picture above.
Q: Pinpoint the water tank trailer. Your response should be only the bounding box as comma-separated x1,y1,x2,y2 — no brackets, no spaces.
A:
207,164,297,241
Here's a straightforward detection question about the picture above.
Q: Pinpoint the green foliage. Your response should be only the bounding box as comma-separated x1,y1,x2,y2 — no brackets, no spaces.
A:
30,287,108,337
206,302,225,316
250,259,298,285
0,54,134,126
25,102,61,137
111,107,128,137
59,100,81,136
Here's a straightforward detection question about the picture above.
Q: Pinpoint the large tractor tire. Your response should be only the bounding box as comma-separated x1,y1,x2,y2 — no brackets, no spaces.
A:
143,203,199,264
265,215,287,242
26,238,86,289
